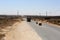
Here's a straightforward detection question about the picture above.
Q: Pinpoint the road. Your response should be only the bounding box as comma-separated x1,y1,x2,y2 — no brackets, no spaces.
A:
4,20,60,40
28,21,60,40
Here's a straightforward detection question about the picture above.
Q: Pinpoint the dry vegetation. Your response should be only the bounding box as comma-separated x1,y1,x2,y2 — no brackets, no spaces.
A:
33,18,60,26
0,17,23,40
47,19,60,25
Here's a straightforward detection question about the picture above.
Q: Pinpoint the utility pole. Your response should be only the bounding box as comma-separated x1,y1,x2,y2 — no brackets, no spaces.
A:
39,13,41,16
39,12,42,21
46,11,47,16
46,11,48,27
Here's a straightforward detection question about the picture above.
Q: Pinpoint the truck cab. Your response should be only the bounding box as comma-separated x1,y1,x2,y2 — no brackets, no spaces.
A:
27,17,31,22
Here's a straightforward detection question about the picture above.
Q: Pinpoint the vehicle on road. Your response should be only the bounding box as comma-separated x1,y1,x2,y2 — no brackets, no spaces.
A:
38,21,42,26
36,21,42,26
27,17,31,22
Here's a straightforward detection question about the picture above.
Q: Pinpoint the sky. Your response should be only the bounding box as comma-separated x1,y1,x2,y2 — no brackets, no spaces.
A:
0,0,60,16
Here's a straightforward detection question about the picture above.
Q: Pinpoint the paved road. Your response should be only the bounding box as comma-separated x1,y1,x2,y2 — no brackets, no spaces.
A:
28,21,60,40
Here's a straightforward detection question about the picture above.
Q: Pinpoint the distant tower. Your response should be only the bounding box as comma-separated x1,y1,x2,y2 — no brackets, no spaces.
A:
17,10,19,16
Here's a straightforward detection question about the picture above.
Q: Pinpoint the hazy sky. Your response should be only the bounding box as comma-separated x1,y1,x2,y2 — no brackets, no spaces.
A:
0,0,60,16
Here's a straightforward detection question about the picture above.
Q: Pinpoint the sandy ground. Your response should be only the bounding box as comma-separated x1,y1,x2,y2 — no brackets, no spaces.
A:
5,21,42,40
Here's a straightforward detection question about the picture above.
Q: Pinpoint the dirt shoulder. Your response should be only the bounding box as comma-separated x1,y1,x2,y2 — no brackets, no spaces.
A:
5,21,42,40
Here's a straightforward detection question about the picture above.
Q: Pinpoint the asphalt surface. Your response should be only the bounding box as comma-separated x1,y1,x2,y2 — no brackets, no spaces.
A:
28,21,60,40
